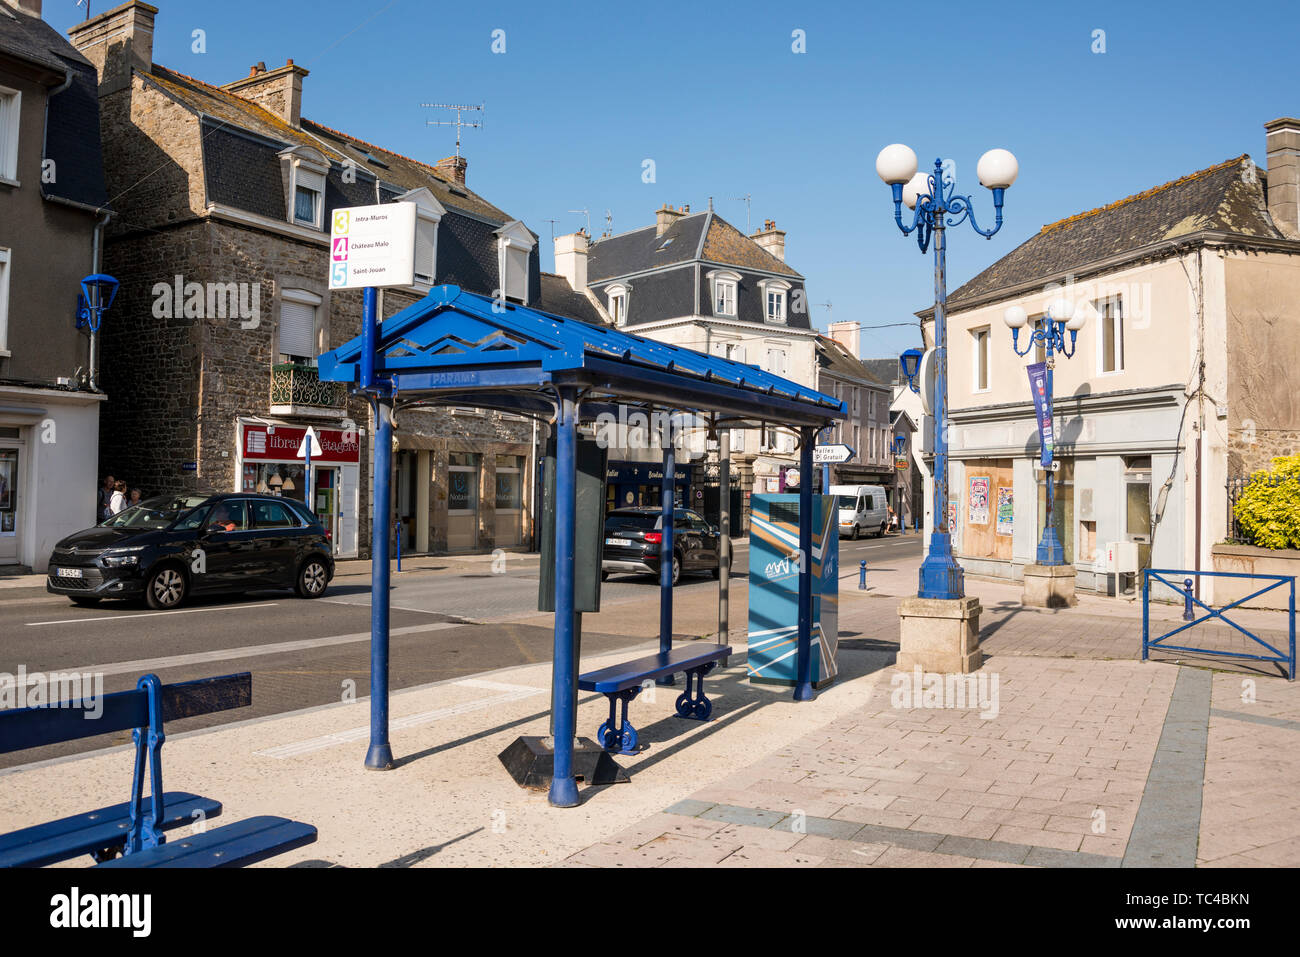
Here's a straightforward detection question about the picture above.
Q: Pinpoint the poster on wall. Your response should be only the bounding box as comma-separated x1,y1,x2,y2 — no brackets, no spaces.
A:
968,476,990,525
996,486,1014,536
946,501,959,546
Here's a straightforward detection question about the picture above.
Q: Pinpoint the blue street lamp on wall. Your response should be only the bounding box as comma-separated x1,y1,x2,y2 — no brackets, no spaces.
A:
1003,300,1088,566
876,144,1018,601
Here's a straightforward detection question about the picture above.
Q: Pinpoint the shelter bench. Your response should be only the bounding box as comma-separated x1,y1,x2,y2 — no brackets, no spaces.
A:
579,644,732,755
0,672,316,868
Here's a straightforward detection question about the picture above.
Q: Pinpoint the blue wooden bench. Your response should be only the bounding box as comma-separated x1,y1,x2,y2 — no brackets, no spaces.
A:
579,644,732,755
0,672,316,868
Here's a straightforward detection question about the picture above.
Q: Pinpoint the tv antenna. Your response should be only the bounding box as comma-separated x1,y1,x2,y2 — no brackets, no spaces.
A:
543,218,560,241
733,193,753,231
815,301,833,323
568,208,590,234
603,209,613,237
420,102,484,158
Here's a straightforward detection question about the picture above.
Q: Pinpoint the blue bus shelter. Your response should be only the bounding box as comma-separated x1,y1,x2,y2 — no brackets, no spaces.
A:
316,285,844,807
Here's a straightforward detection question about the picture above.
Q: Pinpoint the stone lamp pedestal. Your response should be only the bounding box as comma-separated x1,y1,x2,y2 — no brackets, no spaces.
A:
1022,564,1078,608
896,596,983,674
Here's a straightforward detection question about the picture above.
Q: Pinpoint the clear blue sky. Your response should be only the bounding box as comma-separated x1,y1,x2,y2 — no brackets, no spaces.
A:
58,0,1300,359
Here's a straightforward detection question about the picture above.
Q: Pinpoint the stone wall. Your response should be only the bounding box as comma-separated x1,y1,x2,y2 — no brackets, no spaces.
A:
1228,426,1300,477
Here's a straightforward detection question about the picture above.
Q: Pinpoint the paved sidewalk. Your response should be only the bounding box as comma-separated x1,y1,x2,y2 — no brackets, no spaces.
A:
2,550,1295,868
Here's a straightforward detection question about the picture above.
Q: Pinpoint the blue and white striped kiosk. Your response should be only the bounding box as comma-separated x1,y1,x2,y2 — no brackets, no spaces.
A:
747,493,839,689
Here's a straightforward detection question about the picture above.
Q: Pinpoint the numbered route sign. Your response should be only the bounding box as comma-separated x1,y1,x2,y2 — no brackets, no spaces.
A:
329,203,417,290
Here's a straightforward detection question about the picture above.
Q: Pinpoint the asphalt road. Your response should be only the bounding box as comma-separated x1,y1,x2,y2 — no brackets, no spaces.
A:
0,532,921,767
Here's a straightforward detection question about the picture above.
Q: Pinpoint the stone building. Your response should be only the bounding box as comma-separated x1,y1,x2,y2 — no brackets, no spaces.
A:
550,207,824,528
70,0,594,558
929,121,1300,599
0,0,109,572
816,324,894,490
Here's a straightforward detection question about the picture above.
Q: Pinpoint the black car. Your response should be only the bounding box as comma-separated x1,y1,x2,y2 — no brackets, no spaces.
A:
46,492,335,610
602,507,723,586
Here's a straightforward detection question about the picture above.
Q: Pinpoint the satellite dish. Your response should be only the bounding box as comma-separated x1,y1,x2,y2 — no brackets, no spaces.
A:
918,349,937,416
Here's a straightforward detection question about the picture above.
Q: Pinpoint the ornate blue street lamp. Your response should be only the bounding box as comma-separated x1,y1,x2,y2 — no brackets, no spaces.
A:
876,145,1018,600
1002,300,1088,565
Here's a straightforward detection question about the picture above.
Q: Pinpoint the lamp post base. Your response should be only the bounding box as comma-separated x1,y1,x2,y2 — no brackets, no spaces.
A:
1036,527,1066,566
1021,563,1078,609
918,532,965,600
896,596,983,674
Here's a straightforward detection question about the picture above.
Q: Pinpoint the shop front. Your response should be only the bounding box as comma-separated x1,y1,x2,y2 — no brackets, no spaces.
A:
236,420,361,557
605,461,691,512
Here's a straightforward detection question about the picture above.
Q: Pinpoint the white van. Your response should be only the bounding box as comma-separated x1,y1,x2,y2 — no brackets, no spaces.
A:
831,484,889,539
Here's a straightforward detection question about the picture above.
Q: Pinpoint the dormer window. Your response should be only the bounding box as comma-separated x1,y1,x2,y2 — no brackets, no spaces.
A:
279,146,328,230
706,269,741,318
758,278,791,324
606,283,630,326
494,220,536,305
397,188,447,287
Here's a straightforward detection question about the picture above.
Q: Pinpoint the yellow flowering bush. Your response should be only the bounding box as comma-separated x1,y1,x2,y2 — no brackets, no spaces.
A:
1234,455,1300,550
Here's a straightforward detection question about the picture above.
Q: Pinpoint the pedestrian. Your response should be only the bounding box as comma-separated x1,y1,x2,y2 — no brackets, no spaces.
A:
887,504,896,532
109,480,128,515
97,474,115,521
128,488,144,508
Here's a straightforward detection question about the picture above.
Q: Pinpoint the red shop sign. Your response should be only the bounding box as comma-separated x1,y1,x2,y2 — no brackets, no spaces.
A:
242,424,359,463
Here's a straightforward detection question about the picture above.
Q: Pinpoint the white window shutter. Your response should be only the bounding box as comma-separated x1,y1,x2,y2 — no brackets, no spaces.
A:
279,298,317,360
414,218,436,282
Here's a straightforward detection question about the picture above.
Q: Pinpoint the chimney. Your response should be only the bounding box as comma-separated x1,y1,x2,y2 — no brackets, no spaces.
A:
435,155,467,185
68,1,157,96
1265,117,1300,240
13,1,41,16
751,219,787,262
828,321,861,358
655,204,685,237
222,59,309,127
554,231,589,291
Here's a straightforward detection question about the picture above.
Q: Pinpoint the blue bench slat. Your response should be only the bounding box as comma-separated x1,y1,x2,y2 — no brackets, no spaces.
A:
0,793,223,868
0,673,252,754
579,645,732,694
96,816,317,869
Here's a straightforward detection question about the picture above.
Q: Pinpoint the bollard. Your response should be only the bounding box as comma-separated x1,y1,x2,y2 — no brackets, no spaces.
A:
859,560,867,590
1182,577,1194,621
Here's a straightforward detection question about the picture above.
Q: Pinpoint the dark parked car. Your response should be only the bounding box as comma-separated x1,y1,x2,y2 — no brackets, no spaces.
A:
602,507,722,586
46,493,335,609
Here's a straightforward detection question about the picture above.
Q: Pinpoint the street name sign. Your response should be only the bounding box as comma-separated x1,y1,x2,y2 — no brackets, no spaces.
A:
813,444,855,464
329,203,417,290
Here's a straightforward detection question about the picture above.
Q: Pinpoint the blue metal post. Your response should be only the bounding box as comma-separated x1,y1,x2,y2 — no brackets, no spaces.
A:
1290,578,1296,682
304,441,312,528
1141,571,1149,662
549,387,580,807
657,418,676,685
1037,320,1065,565
859,560,867,590
794,428,815,701
395,519,402,572
360,287,377,391
366,395,394,769
1182,577,1195,621
822,463,831,494
918,218,964,600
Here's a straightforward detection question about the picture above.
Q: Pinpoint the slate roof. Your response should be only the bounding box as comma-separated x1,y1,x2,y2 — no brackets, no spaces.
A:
586,210,801,282
860,358,901,389
587,213,709,282
948,155,1284,308
818,336,880,384
538,273,605,326
144,65,513,225
0,3,107,209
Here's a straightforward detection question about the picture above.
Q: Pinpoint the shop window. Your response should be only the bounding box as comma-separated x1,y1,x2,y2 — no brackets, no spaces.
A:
448,452,480,512
495,454,523,510
252,462,308,505
1079,519,1097,563
0,447,16,535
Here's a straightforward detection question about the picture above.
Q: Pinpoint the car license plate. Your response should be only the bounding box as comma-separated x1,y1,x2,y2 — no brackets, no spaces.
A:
56,567,83,578
605,537,631,546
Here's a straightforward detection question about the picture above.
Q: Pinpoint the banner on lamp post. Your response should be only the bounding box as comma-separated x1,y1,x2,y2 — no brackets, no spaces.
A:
1027,361,1054,469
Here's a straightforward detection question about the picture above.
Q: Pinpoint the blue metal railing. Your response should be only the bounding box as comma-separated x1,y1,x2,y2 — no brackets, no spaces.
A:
1142,568,1296,680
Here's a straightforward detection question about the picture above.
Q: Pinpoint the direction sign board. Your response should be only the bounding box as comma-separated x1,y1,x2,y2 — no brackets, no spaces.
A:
329,203,417,290
813,444,855,464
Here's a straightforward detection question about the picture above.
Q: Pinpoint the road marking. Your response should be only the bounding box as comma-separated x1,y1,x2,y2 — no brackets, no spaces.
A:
319,598,462,617
254,678,544,759
0,622,462,685
26,602,279,627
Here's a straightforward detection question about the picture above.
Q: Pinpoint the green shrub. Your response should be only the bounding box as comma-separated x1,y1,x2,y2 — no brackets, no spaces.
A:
1234,455,1300,549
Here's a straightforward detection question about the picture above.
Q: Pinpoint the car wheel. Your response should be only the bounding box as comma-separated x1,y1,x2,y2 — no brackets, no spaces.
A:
671,553,682,587
70,596,101,606
145,565,187,610
878,522,887,538
296,557,329,599
851,524,860,541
